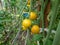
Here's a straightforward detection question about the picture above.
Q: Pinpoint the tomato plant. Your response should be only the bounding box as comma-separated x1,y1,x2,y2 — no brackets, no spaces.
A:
0,0,60,45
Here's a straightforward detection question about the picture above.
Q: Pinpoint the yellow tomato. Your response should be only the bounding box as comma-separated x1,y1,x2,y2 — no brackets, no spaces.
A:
27,0,30,7
28,0,30,4
30,12,37,20
22,19,31,28
31,25,40,34
27,4,30,7
22,26,27,30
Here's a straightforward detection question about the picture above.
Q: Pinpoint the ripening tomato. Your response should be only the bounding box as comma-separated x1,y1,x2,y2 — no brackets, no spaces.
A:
31,25,40,34
22,19,32,28
30,12,37,20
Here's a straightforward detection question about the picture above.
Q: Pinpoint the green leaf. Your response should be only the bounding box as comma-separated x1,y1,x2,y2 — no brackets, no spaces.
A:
0,34,3,38
32,34,43,41
46,39,52,45
52,21,60,45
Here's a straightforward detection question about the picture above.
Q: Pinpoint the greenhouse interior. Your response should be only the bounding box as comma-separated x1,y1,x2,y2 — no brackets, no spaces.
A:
0,0,60,45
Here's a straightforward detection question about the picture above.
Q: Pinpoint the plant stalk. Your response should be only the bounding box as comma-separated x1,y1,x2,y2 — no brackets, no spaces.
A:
44,0,59,45
52,21,60,45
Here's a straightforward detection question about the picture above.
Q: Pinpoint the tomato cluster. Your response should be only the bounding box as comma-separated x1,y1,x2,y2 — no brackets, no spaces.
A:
22,12,40,34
